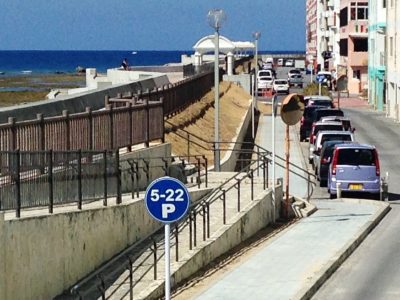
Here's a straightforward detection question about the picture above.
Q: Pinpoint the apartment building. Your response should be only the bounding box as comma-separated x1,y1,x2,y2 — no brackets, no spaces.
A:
316,0,341,71
386,0,400,120
338,0,369,94
306,0,318,71
368,0,386,111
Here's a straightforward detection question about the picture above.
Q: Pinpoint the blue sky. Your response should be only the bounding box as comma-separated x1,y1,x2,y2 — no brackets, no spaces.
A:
0,0,305,51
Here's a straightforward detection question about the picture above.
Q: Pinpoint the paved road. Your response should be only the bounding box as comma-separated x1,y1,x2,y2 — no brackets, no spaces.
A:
311,107,400,300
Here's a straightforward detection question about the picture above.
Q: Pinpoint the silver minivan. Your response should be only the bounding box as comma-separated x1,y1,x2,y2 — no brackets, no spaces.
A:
327,143,381,199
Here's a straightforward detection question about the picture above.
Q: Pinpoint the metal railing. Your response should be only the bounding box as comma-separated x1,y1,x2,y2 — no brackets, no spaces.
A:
166,122,316,199
121,154,208,199
68,153,271,299
0,99,164,152
64,123,317,298
0,150,120,217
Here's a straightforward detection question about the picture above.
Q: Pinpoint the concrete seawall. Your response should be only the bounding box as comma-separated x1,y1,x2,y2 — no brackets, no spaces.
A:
0,75,169,123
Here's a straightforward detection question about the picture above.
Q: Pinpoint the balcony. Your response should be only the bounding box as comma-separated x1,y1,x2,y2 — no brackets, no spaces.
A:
348,21,368,37
327,16,336,27
348,51,368,66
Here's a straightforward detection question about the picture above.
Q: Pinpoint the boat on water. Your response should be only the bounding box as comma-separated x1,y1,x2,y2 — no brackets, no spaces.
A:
0,72,5,75
21,70,32,74
132,51,137,55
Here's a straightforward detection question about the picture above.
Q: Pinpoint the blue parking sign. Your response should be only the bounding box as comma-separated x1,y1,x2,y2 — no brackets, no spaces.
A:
145,177,190,223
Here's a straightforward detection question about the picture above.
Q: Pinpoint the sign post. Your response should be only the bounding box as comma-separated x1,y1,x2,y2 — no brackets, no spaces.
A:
280,94,304,218
317,75,324,96
145,177,190,300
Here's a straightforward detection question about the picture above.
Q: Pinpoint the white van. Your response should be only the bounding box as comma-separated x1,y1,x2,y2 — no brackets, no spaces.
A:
277,58,284,66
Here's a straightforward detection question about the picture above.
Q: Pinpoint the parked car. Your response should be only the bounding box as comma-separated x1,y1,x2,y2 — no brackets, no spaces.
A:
257,76,274,90
258,70,273,78
306,95,334,108
300,105,326,141
288,74,303,88
311,108,344,124
327,144,381,199
308,121,345,164
288,69,302,77
319,116,355,132
277,58,284,66
316,140,352,186
312,130,355,170
285,59,294,67
273,79,289,94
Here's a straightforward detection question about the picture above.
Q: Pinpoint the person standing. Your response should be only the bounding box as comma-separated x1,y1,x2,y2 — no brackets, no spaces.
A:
121,58,129,70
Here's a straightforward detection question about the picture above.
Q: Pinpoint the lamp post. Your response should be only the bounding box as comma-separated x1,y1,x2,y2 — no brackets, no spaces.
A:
207,9,226,172
252,31,261,139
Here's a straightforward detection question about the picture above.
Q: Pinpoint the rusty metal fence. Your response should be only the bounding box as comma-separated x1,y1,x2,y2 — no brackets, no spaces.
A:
107,71,214,117
0,99,164,152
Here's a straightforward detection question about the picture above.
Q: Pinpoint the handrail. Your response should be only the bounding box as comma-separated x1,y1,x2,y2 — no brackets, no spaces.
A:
69,154,267,298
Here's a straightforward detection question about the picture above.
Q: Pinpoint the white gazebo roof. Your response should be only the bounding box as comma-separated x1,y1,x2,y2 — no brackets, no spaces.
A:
232,41,255,51
193,35,254,54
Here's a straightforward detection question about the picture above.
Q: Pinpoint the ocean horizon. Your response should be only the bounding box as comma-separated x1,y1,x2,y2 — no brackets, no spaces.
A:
0,50,305,75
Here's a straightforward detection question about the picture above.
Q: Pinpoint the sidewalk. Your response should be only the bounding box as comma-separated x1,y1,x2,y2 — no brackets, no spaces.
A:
187,110,390,300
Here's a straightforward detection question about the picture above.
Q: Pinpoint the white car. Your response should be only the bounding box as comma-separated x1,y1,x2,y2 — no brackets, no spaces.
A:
258,76,274,89
273,79,289,94
258,70,273,78
285,59,294,67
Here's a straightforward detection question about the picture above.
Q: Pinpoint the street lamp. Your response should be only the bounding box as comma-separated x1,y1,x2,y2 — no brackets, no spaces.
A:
207,9,226,172
252,31,261,138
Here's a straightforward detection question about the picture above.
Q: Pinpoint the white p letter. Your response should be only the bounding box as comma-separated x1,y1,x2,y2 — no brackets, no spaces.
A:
162,204,175,218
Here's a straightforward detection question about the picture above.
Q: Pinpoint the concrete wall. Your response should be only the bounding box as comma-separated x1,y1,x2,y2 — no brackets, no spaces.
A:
220,100,252,172
0,186,211,300
145,184,284,300
0,75,169,123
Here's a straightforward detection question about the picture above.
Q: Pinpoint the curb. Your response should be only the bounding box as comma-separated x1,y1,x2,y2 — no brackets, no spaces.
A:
297,200,391,300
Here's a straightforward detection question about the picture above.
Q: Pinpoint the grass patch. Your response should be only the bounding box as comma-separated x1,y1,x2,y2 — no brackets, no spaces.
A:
0,73,85,106
303,83,330,96
0,91,49,106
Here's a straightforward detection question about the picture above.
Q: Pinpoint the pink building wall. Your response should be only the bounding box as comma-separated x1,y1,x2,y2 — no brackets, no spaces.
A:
339,0,369,94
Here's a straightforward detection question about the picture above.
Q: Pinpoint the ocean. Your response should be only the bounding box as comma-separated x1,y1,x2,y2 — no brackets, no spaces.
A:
0,50,193,75
0,50,304,76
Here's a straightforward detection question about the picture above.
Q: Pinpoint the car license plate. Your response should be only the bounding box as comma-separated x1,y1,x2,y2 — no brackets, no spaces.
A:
349,184,363,190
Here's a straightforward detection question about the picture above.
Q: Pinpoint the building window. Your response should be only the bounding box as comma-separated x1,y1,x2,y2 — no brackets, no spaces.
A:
353,69,361,80
354,38,368,52
350,2,368,20
383,0,386,8
390,37,393,56
340,39,348,56
340,7,348,27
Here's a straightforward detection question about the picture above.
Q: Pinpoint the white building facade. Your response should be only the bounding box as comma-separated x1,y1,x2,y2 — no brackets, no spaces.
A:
317,0,341,71
386,0,400,120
